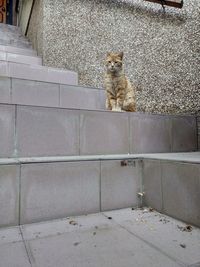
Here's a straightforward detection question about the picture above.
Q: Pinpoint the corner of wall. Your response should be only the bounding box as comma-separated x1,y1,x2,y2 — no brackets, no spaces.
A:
26,0,44,57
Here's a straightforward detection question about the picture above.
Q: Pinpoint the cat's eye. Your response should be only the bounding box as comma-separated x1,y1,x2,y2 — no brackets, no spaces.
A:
108,61,111,63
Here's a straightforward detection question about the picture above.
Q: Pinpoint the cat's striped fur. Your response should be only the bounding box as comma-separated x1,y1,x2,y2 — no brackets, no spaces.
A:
104,52,136,112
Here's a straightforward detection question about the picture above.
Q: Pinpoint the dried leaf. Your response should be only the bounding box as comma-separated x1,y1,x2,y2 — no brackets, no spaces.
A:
69,220,78,226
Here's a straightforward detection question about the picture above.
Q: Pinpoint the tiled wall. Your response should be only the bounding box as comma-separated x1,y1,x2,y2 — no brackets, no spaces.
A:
1,157,199,228
143,159,200,227
0,159,142,226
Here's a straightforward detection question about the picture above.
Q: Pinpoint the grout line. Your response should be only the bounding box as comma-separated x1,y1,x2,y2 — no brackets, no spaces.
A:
78,110,81,155
170,118,173,152
58,83,61,107
139,159,144,208
13,104,18,157
101,212,186,267
99,161,102,212
19,226,33,267
118,222,186,267
10,77,13,103
18,164,21,225
160,160,164,213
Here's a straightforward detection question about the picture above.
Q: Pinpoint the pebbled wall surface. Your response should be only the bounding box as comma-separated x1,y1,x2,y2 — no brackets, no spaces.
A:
27,0,200,114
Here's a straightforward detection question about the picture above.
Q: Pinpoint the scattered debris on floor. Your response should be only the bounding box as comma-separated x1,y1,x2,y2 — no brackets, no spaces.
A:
142,207,155,213
149,207,154,212
180,243,186,248
69,220,78,226
142,208,149,213
135,218,147,223
93,232,96,235
73,242,80,246
159,218,170,224
107,217,112,220
177,225,193,232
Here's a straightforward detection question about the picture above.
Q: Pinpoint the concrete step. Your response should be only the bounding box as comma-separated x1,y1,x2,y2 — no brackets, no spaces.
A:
0,103,197,158
0,32,30,42
0,23,23,35
0,155,142,226
0,26,32,49
0,44,37,56
0,24,35,53
0,77,105,110
0,37,32,49
0,62,78,85
0,152,199,228
0,51,42,65
0,28,28,41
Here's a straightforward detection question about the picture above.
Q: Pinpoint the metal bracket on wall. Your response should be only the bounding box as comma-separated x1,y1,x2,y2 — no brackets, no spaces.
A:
137,192,145,197
144,0,183,9
161,0,166,12
120,160,136,167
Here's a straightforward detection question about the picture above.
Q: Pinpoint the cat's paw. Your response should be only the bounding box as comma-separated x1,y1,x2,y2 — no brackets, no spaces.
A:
112,107,122,112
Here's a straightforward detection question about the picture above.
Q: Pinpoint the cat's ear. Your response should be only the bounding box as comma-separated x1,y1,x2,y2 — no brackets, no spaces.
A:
118,52,124,60
107,52,111,57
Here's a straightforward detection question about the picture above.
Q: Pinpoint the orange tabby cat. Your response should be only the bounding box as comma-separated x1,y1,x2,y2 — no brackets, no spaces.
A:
104,52,136,112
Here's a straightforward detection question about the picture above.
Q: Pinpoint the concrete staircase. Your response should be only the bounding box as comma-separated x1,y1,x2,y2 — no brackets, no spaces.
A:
0,24,199,230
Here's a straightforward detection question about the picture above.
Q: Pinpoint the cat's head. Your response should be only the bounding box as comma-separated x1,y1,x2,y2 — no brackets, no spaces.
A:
105,52,123,73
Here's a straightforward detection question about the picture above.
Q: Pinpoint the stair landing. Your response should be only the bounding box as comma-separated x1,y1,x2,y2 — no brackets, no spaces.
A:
0,208,200,267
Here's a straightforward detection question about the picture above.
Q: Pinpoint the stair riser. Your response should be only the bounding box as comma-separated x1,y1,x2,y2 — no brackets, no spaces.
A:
0,35,30,44
0,78,105,110
0,31,28,40
0,45,37,56
0,104,197,158
0,159,141,226
0,52,42,65
143,160,200,227
0,62,78,85
1,158,199,228
0,39,32,49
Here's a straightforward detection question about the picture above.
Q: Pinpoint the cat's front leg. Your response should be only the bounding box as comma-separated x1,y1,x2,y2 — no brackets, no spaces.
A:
106,98,112,110
112,106,122,112
106,92,117,111
109,97,118,111
115,89,125,112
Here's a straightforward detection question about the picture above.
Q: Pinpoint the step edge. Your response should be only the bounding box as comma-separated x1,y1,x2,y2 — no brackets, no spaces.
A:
0,152,199,165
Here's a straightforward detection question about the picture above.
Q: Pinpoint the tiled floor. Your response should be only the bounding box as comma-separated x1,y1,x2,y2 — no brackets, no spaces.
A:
0,208,200,267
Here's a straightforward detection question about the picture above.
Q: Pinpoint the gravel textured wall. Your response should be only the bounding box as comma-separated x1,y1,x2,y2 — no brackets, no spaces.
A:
28,0,200,114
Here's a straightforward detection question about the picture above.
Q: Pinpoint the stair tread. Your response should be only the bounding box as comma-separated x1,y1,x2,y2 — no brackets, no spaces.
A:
0,61,78,85
1,152,199,165
0,77,104,110
0,51,42,65
0,44,37,56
